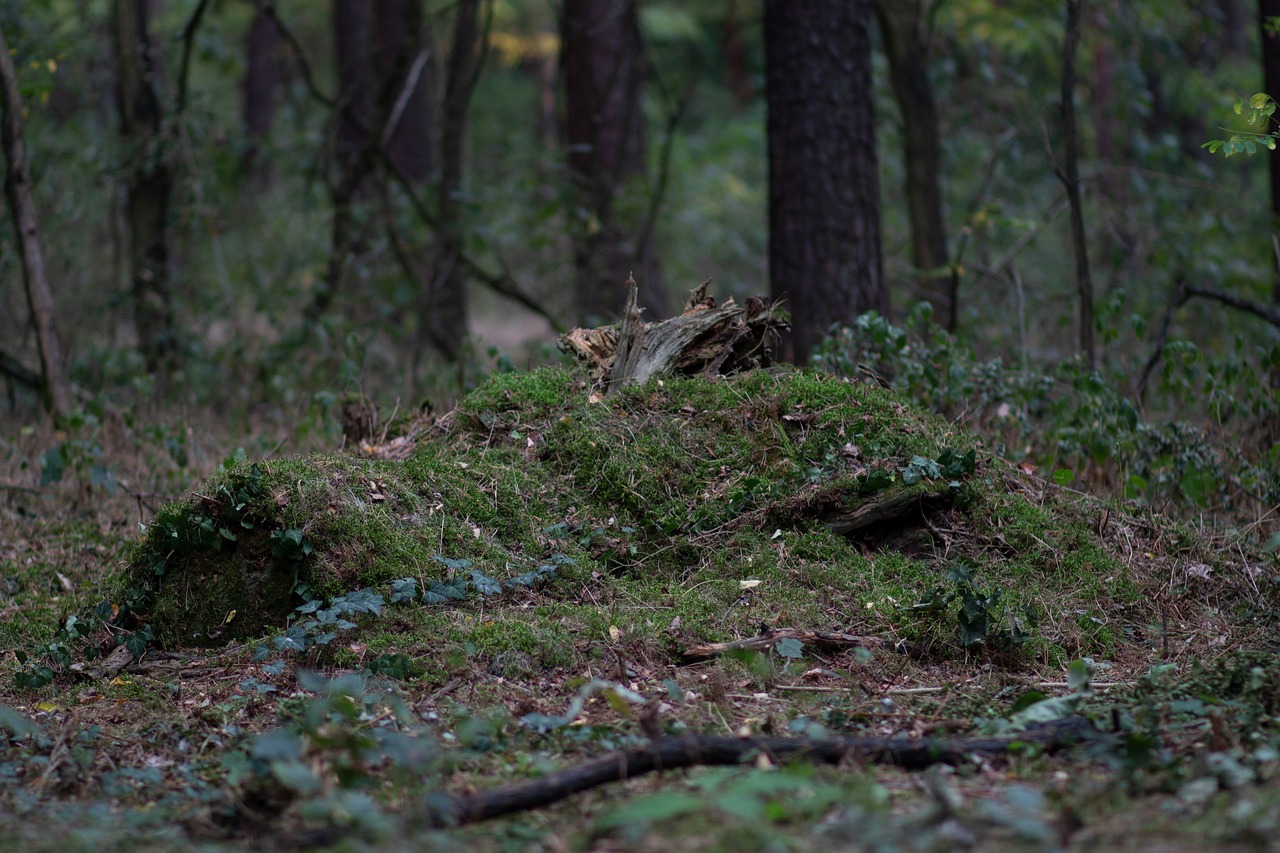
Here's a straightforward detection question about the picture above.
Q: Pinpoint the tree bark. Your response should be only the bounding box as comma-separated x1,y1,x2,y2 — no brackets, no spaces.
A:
376,0,434,183
241,7,279,176
874,0,953,330
561,0,666,324
0,25,72,418
113,0,175,373
1058,0,1095,368
766,0,885,363
316,0,421,317
334,0,372,169
419,0,482,362
1261,0,1280,303
722,0,755,107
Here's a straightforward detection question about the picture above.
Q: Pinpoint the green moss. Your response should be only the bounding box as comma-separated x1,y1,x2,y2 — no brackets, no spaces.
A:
119,365,1170,666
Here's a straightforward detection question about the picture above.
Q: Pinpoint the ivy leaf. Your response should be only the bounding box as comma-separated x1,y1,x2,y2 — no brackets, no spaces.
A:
470,569,502,597
775,637,805,659
390,577,419,604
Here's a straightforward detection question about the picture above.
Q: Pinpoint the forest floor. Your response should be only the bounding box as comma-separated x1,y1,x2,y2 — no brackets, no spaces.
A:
1,363,1279,852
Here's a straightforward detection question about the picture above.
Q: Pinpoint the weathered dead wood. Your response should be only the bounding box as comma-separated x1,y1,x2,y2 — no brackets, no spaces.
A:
824,481,955,536
682,627,884,661
560,278,788,392
423,718,1095,827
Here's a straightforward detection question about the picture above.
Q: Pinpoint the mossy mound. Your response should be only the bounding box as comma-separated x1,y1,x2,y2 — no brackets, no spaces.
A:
124,366,1160,658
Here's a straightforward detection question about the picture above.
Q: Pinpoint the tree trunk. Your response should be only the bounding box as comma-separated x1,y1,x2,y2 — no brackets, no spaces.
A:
765,0,885,363
561,0,666,324
1059,0,1095,368
241,7,279,175
1221,0,1248,55
0,25,72,418
420,0,482,362
1261,0,1280,304
874,0,952,330
317,0,422,317
376,0,434,183
113,0,175,373
722,0,755,107
334,0,372,169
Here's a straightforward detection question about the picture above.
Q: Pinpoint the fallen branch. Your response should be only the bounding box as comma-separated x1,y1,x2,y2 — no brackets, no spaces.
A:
682,627,884,661
423,717,1094,827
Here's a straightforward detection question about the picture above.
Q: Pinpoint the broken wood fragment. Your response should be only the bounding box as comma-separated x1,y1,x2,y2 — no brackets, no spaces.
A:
824,481,955,537
560,277,789,392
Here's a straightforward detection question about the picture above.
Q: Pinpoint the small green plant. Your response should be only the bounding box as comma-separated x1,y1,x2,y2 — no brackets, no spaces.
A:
389,551,573,608
271,588,384,654
910,560,1036,652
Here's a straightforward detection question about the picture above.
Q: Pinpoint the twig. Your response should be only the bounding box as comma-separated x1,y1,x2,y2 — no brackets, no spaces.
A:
252,1,335,108
174,0,213,116
1137,277,1190,400
1181,283,1280,328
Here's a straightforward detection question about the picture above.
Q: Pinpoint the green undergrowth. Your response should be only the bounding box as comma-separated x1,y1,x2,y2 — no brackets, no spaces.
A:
82,364,1192,674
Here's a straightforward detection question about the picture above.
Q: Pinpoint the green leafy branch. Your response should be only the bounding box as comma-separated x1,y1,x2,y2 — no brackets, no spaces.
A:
1203,92,1279,157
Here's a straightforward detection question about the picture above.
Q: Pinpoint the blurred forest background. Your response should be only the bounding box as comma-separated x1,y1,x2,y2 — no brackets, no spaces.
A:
2,0,1279,541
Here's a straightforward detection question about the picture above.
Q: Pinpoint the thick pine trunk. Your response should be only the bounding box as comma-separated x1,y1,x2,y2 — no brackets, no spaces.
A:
766,0,885,362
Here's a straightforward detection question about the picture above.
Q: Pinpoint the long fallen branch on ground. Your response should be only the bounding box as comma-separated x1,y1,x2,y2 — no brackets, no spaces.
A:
682,627,884,661
422,717,1095,827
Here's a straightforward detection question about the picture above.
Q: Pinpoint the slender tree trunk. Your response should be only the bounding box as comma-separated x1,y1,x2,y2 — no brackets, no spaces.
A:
766,0,885,363
420,0,482,362
1059,0,1095,368
0,26,71,418
1221,0,1248,55
114,0,175,373
317,0,421,317
334,0,372,168
1261,0,1280,305
723,0,755,107
874,0,952,330
376,0,434,183
561,0,666,323
242,8,279,176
